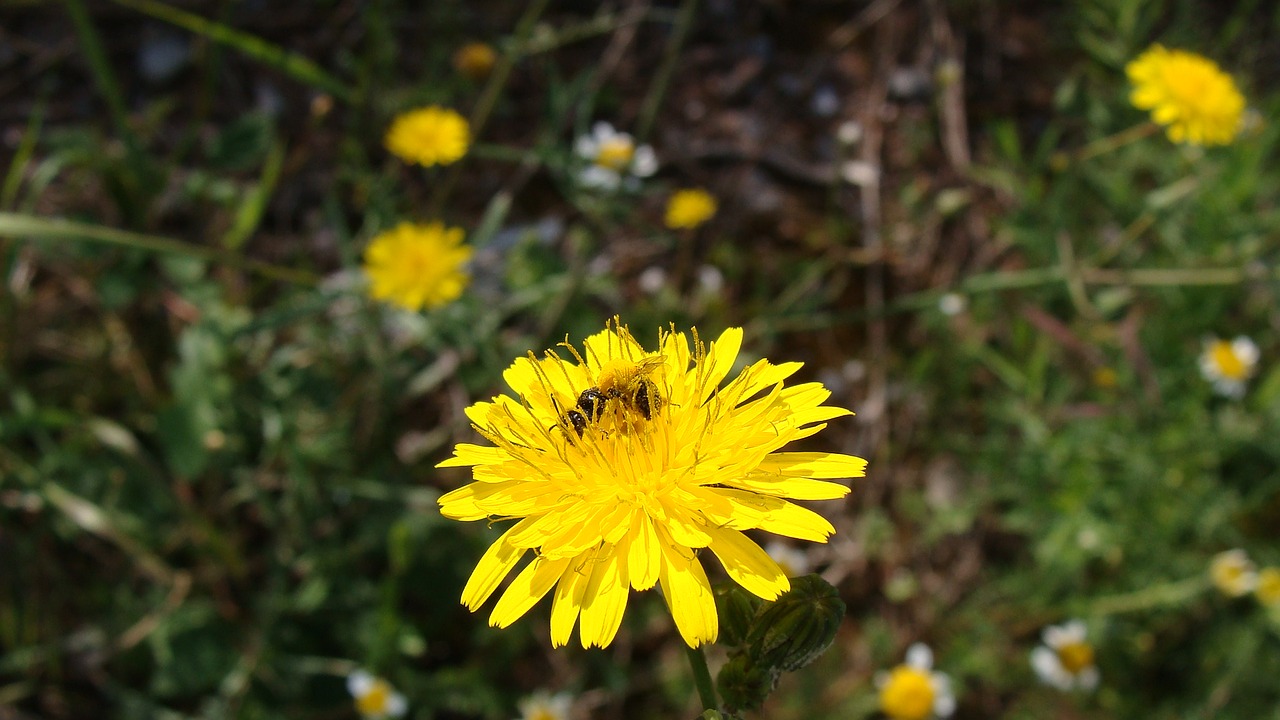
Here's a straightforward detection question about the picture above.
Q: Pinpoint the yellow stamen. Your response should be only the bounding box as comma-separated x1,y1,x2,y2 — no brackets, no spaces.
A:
595,139,635,170
1056,641,1095,674
879,667,935,720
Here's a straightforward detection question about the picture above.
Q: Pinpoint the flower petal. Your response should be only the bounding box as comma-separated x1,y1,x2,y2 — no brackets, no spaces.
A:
460,522,531,609
659,536,718,647
490,555,571,629
550,551,594,647
705,526,790,600
578,547,630,648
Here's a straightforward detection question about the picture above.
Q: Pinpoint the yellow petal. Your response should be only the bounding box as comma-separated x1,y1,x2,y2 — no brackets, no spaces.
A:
550,551,594,647
436,443,510,468
658,532,718,647
508,503,593,548
461,523,531,609
578,547,630,648
706,526,790,600
625,511,661,590
758,452,869,479
490,555,570,628
698,327,744,403
720,359,802,405
731,476,851,500
755,500,836,542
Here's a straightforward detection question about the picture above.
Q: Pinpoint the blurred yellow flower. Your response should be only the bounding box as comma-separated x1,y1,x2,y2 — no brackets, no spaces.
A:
1210,548,1257,597
363,222,471,311
1126,45,1245,146
665,188,718,229
1256,567,1280,608
385,106,470,167
877,644,955,720
347,670,407,719
437,318,864,648
1092,367,1118,389
1198,336,1259,398
453,42,497,81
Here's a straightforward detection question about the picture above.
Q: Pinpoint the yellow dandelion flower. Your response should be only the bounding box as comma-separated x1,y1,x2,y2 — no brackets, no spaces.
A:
437,318,865,649
1256,567,1280,608
363,222,471,311
665,188,718,230
453,42,497,81
385,106,470,167
1126,45,1245,146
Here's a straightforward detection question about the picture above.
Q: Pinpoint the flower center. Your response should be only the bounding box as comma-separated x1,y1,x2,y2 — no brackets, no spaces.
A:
1163,62,1212,107
1209,341,1248,379
880,667,935,720
1215,562,1249,590
1056,641,1095,674
595,138,635,170
1258,570,1280,605
356,679,392,715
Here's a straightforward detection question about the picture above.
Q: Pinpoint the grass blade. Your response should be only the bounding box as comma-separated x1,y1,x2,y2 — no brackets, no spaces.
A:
108,0,353,101
0,212,317,286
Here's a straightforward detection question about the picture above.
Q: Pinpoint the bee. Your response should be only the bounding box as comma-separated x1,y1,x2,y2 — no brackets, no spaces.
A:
581,357,666,430
561,407,589,437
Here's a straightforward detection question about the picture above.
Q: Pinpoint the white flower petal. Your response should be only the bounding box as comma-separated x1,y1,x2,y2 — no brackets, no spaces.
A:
387,692,408,717
575,135,599,159
580,165,622,190
347,670,373,697
1060,620,1087,643
1232,336,1259,364
631,145,658,176
931,674,956,718
592,121,618,142
905,642,933,670
1078,666,1100,692
1031,646,1064,685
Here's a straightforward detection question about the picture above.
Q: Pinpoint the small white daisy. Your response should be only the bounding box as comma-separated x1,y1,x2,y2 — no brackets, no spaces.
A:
876,643,956,720
574,121,657,191
1030,620,1099,692
516,690,574,720
347,669,407,719
1210,548,1258,597
1198,336,1259,398
765,540,812,577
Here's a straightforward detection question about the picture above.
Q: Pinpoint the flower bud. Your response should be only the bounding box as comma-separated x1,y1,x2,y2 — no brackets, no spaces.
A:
746,574,845,672
714,584,763,648
716,653,780,713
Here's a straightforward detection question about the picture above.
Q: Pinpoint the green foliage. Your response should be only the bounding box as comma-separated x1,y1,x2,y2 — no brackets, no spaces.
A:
3,0,1280,719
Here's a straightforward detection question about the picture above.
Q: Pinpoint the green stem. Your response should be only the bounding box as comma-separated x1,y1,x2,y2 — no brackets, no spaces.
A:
63,0,132,142
1088,575,1209,616
1052,121,1160,169
636,0,698,142
751,260,1280,335
108,0,352,100
0,212,318,286
428,0,551,218
685,644,719,712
